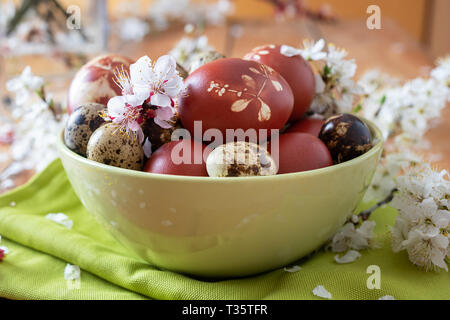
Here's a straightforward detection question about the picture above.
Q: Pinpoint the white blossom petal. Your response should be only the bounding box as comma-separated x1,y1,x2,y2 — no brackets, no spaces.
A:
45,213,73,229
334,250,362,264
312,285,332,299
378,295,395,300
151,93,172,107
64,264,81,280
284,265,301,273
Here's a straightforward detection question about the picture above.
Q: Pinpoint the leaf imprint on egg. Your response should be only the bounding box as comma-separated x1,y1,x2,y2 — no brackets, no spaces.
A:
258,98,271,121
231,99,251,112
241,74,256,89
207,64,278,122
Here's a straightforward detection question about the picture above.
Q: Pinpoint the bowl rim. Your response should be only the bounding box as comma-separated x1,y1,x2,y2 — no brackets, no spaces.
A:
58,117,384,182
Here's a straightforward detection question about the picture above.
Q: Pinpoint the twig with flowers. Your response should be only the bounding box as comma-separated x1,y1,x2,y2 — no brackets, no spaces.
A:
282,39,450,270
101,54,185,156
0,66,66,192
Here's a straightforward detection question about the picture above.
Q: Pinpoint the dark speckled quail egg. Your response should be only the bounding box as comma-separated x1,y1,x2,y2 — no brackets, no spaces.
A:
189,50,225,73
143,117,183,152
206,141,277,177
86,124,144,170
319,113,373,164
64,102,106,156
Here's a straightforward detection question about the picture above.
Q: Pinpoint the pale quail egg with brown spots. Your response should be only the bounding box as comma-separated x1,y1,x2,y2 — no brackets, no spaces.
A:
86,124,144,170
206,141,278,177
64,102,106,156
189,50,225,73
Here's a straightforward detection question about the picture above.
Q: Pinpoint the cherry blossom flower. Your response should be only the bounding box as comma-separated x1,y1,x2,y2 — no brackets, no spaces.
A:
280,38,326,61
431,56,450,86
359,58,449,143
128,55,184,129
130,55,183,105
113,65,134,95
106,95,146,143
330,220,377,253
287,39,361,116
6,66,44,106
390,164,450,272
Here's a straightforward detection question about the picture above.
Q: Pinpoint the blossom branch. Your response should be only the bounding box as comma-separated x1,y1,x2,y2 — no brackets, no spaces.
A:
358,188,397,222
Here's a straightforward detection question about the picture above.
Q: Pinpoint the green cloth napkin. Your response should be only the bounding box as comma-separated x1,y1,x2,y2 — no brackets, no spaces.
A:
0,159,448,300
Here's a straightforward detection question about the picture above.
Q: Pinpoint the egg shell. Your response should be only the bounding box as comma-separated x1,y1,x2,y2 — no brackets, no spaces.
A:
144,140,211,176
143,117,183,152
286,118,324,137
179,58,294,141
67,54,133,114
189,50,225,73
206,141,278,177
269,133,332,174
244,44,315,122
64,102,106,156
87,124,144,170
319,113,373,164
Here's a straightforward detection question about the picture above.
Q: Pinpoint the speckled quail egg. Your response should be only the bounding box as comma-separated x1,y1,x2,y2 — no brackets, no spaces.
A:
189,50,225,73
64,102,106,156
206,141,278,177
318,113,373,164
86,124,144,170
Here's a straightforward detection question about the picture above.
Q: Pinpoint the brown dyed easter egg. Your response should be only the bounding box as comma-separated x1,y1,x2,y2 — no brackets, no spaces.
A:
144,140,211,177
67,54,133,114
244,44,315,122
178,58,294,142
269,133,332,174
286,118,324,137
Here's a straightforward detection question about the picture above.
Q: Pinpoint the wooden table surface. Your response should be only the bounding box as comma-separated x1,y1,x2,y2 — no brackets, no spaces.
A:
0,17,448,193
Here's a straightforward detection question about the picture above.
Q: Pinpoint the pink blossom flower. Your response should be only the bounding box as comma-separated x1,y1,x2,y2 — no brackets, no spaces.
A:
106,94,145,143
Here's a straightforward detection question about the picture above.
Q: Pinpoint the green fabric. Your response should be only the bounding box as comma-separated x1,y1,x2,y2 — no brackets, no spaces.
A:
0,159,448,300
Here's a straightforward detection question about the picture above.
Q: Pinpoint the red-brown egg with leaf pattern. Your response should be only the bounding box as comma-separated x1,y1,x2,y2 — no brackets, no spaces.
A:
67,54,133,114
244,44,315,122
178,58,294,142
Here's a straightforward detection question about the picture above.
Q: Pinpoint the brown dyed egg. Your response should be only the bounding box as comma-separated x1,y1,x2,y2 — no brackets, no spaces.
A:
144,140,210,176
286,118,324,137
86,124,144,170
189,50,225,73
319,114,373,164
179,58,294,141
270,133,332,174
206,141,277,177
244,44,315,122
64,102,106,156
67,54,133,114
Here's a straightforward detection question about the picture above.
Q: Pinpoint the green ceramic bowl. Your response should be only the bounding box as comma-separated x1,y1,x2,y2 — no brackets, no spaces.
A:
57,119,383,278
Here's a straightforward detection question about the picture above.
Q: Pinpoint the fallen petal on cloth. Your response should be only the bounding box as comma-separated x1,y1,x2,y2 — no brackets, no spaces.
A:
0,159,449,300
